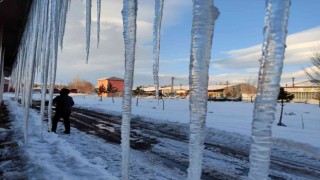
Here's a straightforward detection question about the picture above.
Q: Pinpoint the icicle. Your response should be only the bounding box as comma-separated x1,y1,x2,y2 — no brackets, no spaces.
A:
121,0,138,179
0,50,4,105
152,0,164,102
86,0,92,63
34,0,45,71
96,0,101,48
43,0,53,132
187,0,219,179
14,53,23,101
0,24,3,104
21,0,43,144
248,0,291,179
58,0,70,50
40,0,51,139
48,0,60,133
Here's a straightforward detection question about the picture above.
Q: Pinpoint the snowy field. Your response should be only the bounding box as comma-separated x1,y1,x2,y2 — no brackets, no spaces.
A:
1,93,320,179
69,94,320,149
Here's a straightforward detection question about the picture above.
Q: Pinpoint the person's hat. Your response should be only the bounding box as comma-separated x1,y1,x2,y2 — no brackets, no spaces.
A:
60,88,70,95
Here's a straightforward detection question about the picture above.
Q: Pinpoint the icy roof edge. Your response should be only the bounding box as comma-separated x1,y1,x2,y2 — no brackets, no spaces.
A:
97,77,124,81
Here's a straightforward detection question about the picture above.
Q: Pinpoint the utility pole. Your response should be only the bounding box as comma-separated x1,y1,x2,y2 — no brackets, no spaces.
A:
292,77,295,87
171,77,175,95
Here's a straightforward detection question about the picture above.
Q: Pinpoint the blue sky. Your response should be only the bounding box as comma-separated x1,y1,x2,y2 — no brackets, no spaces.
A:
56,0,320,87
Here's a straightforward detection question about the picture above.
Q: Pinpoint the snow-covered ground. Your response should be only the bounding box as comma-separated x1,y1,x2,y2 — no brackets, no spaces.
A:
70,94,320,149
1,93,319,179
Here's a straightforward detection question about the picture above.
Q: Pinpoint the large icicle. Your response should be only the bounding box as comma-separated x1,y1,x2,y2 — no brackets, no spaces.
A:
86,0,92,63
22,0,42,144
40,0,51,139
14,52,23,101
152,0,164,102
48,0,61,133
188,0,219,179
0,50,4,105
0,24,3,105
96,0,101,48
58,0,70,50
248,0,291,179
121,0,138,179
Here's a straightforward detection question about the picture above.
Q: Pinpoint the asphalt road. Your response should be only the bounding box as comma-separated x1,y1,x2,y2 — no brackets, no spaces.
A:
66,107,320,179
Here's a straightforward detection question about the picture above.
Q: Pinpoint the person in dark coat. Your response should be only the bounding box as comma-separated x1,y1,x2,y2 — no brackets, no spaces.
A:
51,88,74,134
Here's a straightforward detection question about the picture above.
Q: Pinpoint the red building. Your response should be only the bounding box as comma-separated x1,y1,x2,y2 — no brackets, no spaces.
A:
97,77,124,97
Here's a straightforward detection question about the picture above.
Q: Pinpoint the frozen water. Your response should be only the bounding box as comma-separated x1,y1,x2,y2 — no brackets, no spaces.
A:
58,0,70,50
152,0,164,101
121,0,138,179
188,0,219,179
8,0,70,143
0,25,4,104
248,0,291,179
96,0,101,48
86,0,92,63
48,0,60,134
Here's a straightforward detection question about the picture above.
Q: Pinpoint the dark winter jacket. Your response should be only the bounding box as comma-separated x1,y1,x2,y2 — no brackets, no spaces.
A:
53,94,74,114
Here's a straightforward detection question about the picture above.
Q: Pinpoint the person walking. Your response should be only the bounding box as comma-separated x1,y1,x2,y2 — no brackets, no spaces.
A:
51,88,74,134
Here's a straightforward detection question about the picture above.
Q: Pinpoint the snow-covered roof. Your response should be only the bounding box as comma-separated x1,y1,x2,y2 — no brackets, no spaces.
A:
141,85,230,92
207,85,228,90
288,80,319,87
141,86,156,91
97,77,124,81
161,85,190,90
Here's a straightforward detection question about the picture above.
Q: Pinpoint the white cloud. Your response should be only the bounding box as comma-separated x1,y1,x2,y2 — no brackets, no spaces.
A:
213,27,320,70
55,0,190,87
54,1,319,88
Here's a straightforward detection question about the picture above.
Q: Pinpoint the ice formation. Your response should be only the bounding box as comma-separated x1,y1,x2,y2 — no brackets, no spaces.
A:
4,0,293,179
9,0,70,143
121,0,138,179
97,0,101,48
248,0,291,179
0,24,3,104
187,0,219,179
153,0,164,101
86,0,92,63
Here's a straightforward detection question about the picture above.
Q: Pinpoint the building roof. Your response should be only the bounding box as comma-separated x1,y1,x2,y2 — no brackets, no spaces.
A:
284,80,319,87
208,85,228,90
97,77,124,81
141,84,229,92
0,0,33,77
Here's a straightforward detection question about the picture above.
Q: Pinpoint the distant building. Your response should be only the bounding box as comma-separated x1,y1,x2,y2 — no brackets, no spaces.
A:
223,83,257,101
161,85,189,97
97,77,124,97
207,85,228,98
140,83,257,101
284,85,320,104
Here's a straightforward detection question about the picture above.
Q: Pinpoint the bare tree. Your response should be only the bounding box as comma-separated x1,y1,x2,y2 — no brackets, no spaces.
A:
244,78,257,103
67,76,95,94
304,45,320,84
304,46,320,107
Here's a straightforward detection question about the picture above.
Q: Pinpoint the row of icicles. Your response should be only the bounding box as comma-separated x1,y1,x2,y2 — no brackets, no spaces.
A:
8,0,291,180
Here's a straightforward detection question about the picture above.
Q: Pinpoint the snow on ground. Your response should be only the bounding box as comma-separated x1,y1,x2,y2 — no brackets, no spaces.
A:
70,94,320,149
2,93,188,179
1,92,320,179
